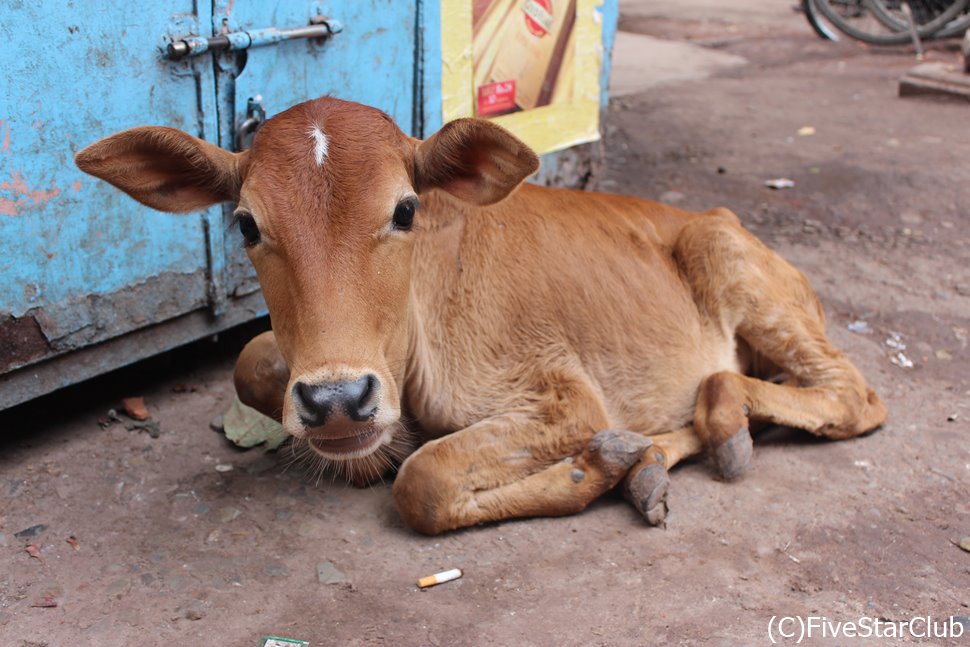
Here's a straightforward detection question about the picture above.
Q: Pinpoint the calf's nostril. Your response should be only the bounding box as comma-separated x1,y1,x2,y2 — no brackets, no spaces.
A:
293,380,333,427
344,374,380,421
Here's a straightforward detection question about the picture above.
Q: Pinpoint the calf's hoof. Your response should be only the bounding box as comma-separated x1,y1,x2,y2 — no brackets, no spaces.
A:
623,448,670,527
588,429,653,480
712,427,752,481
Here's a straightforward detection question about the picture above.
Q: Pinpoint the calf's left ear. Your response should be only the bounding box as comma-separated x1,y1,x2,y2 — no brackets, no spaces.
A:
414,118,539,206
75,126,244,213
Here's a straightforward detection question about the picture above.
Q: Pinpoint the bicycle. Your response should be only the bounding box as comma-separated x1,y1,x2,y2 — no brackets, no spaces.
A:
803,0,970,45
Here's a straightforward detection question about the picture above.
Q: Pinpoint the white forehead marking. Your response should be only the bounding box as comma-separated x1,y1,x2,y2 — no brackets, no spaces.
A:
309,126,329,166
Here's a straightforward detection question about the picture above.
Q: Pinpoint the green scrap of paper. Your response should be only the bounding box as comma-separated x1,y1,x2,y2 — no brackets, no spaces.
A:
260,637,309,647
223,395,288,450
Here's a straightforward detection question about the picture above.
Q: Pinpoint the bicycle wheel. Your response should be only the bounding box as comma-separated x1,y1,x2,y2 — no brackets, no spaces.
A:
927,7,970,37
814,0,967,44
867,0,970,35
803,0,843,40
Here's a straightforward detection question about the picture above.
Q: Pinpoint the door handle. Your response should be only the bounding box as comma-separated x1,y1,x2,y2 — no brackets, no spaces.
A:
167,16,342,60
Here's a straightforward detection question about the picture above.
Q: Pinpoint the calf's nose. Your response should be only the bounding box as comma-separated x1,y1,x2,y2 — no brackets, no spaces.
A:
293,374,380,428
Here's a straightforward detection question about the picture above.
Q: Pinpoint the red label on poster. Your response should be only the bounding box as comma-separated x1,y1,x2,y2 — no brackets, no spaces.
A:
523,0,554,37
477,80,516,116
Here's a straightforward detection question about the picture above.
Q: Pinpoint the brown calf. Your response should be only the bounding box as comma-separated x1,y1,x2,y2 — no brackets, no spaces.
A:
76,97,887,534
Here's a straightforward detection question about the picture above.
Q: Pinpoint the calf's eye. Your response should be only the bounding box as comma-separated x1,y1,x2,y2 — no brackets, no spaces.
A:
392,199,416,231
237,213,261,247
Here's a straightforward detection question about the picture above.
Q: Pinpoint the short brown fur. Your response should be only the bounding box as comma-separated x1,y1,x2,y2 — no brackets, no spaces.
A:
76,97,886,535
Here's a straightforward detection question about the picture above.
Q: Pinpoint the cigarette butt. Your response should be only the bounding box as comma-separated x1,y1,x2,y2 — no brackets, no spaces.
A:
417,568,462,588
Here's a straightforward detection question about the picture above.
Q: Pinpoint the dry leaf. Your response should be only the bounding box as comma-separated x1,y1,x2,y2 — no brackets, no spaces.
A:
122,396,150,421
66,536,80,551
25,544,43,561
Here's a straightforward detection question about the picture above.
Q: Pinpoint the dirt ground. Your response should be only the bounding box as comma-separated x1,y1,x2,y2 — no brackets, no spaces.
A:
2,2,969,646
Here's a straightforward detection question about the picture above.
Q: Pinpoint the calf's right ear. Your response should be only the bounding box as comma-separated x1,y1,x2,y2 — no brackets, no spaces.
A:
75,127,244,213
414,118,539,206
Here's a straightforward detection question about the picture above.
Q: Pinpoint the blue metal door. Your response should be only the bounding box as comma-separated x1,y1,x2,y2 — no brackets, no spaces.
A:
0,1,420,408
0,2,227,406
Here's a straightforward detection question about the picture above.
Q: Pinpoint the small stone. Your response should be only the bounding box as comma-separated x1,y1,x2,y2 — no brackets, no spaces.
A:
960,537,970,552
948,413,959,422
209,415,224,432
218,506,242,523
192,503,210,515
659,190,685,204
802,219,824,233
0,533,7,547
265,562,289,578
14,524,48,538
215,463,233,473
316,561,349,585
184,608,205,621
936,349,952,361
570,468,585,483
847,320,871,335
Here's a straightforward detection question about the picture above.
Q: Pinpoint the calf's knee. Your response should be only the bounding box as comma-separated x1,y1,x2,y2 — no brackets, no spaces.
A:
233,331,289,421
392,444,457,535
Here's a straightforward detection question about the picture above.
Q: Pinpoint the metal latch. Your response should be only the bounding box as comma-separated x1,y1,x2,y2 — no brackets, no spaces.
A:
167,16,342,60
235,97,266,152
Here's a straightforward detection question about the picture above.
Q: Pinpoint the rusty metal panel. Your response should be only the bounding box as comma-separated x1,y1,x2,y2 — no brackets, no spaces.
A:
0,2,228,407
0,2,223,368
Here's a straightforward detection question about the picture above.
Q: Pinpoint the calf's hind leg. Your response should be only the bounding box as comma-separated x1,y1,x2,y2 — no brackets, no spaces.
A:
675,214,888,479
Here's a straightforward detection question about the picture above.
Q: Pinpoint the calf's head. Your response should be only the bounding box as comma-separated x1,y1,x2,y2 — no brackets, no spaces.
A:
75,98,538,477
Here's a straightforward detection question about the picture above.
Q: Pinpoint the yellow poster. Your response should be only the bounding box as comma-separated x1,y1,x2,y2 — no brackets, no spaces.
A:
442,0,603,154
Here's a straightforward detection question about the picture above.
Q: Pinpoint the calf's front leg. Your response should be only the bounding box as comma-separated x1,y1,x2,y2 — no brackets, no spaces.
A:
233,330,290,422
393,414,654,535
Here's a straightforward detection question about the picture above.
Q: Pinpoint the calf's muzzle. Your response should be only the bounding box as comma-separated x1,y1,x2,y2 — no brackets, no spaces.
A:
293,374,380,429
